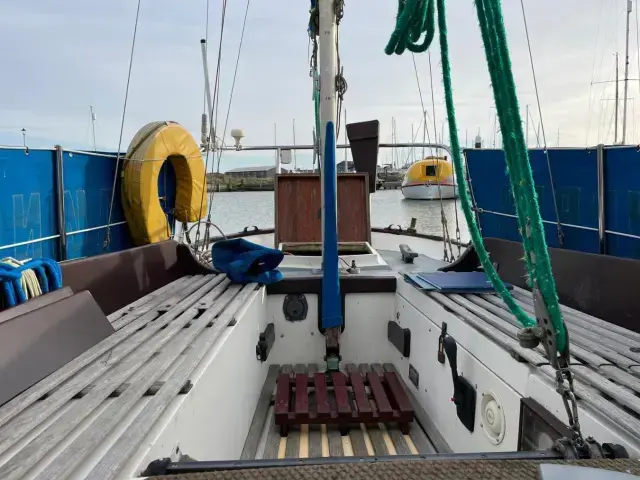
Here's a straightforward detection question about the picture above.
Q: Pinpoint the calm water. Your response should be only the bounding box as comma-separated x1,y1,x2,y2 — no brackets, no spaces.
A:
202,189,470,242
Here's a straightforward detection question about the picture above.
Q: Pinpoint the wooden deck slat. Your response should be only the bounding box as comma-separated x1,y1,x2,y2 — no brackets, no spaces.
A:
295,374,309,416
331,373,352,417
367,372,392,416
314,373,331,418
275,374,292,418
13,280,237,480
507,294,640,363
384,372,413,415
511,286,640,343
327,427,343,457
308,426,323,458
284,428,300,459
0,274,217,454
382,363,450,453
599,365,640,395
350,372,372,418
109,276,197,329
348,426,369,456
478,292,640,366
241,365,280,460
367,426,389,456
453,293,640,415
85,283,258,480
261,408,281,460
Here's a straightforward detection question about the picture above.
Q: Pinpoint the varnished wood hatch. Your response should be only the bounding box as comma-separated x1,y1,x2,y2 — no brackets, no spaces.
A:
274,173,371,246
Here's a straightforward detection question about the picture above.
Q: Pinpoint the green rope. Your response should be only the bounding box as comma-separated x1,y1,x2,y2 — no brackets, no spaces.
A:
385,0,567,352
385,0,435,55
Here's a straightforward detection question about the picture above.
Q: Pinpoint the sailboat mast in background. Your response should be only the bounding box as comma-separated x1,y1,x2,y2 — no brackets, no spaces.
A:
90,106,97,151
622,0,632,144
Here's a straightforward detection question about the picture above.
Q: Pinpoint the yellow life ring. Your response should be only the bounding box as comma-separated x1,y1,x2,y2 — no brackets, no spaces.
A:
121,121,207,245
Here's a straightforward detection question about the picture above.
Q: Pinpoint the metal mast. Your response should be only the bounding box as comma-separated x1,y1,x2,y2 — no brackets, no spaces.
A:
615,52,620,143
318,0,342,372
622,0,632,144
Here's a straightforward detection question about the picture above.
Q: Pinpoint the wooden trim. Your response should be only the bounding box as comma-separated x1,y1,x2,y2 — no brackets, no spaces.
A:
275,173,371,245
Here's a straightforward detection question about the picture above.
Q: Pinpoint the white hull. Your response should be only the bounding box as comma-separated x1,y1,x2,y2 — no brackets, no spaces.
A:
401,183,459,200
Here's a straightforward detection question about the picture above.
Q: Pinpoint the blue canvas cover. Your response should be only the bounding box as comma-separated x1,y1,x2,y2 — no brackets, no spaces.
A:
211,238,284,285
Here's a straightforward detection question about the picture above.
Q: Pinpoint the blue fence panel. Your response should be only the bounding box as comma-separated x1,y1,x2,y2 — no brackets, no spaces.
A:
466,148,599,253
603,146,640,259
0,146,182,263
63,151,133,259
0,148,58,260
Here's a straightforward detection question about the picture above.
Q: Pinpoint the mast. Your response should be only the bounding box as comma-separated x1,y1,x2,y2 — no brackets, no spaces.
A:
318,0,338,247
318,0,342,372
344,109,348,164
292,118,297,171
615,52,619,143
422,110,427,159
90,106,97,151
411,123,415,162
622,0,632,144
273,122,278,167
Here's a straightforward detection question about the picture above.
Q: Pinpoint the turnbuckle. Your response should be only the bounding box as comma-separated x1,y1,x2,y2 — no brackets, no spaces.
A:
556,355,584,446
517,287,585,445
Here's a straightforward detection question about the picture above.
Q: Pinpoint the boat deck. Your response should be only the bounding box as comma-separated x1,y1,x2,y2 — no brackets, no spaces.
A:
241,364,435,461
0,274,258,480
1,246,640,478
377,248,640,445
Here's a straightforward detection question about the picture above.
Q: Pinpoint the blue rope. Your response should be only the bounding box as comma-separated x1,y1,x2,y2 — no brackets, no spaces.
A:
0,258,63,308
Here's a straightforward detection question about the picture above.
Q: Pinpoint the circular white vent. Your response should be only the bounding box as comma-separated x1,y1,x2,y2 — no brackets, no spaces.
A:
480,390,506,445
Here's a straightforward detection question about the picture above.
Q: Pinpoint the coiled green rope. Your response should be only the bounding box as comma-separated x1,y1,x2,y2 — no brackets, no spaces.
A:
385,0,435,55
386,0,567,352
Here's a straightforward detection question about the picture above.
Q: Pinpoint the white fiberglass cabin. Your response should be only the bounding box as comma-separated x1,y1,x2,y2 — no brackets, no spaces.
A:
0,133,639,480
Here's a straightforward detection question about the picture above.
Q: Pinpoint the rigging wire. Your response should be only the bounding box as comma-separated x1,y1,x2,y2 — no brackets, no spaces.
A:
103,0,142,249
519,0,564,246
428,50,438,156
194,0,228,249
411,53,428,141
428,43,452,256
636,0,640,95
214,0,252,178
596,66,615,143
335,0,347,139
203,0,210,114
411,53,454,260
585,0,606,145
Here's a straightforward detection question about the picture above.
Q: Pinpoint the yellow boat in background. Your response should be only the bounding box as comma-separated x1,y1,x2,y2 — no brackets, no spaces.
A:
400,156,459,200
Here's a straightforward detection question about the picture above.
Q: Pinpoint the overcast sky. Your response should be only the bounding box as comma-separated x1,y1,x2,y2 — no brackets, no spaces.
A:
0,0,638,171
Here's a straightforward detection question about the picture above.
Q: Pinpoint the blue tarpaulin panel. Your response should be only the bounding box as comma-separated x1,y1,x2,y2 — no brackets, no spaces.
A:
467,146,640,260
603,147,640,259
0,149,58,260
466,148,600,255
0,147,177,262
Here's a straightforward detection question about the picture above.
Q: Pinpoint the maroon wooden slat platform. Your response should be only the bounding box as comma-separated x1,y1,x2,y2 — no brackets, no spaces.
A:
274,367,414,437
